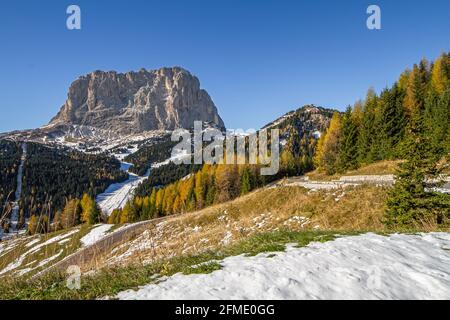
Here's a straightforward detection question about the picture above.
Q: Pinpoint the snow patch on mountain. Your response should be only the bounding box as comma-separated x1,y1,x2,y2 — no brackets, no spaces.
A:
96,164,149,215
96,145,192,215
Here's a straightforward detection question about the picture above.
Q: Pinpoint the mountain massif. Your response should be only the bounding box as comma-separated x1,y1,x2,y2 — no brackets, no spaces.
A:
49,67,225,135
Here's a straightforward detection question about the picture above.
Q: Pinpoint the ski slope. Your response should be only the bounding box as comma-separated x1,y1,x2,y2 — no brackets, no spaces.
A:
96,148,190,216
10,143,27,231
0,143,27,240
96,162,149,215
117,232,450,300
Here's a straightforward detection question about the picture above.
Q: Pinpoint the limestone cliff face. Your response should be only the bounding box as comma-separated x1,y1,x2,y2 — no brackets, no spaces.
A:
50,67,225,134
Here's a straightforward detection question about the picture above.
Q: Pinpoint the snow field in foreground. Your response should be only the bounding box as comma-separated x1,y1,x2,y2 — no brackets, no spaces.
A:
117,232,450,300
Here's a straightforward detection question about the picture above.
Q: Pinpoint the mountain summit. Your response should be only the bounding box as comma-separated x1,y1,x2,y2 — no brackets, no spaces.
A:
49,67,225,134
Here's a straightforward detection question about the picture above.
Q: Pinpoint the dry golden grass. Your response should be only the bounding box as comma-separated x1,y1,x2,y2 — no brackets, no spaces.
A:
88,184,388,272
438,156,450,174
307,160,402,181
305,171,340,181
311,186,387,230
345,160,402,176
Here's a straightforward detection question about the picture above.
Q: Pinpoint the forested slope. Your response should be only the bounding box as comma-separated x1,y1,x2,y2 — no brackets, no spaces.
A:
21,143,128,221
0,140,21,211
315,53,450,227
124,138,176,176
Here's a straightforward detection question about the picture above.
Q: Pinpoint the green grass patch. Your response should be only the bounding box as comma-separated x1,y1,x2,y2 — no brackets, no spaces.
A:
182,261,222,275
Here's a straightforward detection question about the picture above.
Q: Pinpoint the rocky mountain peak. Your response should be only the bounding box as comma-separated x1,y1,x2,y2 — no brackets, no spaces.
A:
50,67,225,135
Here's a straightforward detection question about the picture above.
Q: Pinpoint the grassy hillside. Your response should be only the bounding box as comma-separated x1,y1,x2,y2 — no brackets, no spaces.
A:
0,175,447,299
0,182,387,279
87,184,389,273
307,160,401,181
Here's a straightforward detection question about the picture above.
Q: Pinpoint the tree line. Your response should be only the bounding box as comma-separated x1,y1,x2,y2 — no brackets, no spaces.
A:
28,193,102,234
314,53,450,227
135,162,203,196
108,163,268,224
315,53,449,175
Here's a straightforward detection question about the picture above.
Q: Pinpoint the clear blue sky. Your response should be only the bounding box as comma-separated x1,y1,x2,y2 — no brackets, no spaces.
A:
0,0,449,132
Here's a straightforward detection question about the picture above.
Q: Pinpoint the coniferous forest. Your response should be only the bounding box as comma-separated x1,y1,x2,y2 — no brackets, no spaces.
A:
135,162,203,196
124,139,177,176
0,140,21,210
108,163,268,224
314,53,450,227
20,143,128,224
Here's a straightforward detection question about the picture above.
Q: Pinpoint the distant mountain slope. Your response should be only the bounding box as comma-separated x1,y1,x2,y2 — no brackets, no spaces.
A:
263,104,336,136
264,105,337,160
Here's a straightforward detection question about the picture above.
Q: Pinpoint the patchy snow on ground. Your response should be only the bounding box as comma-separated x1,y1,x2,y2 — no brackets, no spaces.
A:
24,237,41,248
23,249,65,275
0,239,22,257
0,228,79,276
80,224,114,247
27,229,80,255
37,250,63,265
117,232,450,300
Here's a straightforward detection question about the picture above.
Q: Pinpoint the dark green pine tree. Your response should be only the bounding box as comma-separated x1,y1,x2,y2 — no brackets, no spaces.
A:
374,84,406,160
385,109,450,228
357,89,378,165
424,88,450,157
338,106,359,172
205,175,216,206
240,168,251,195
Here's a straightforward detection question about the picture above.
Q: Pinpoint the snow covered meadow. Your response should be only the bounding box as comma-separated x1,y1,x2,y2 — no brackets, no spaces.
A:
117,233,450,300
